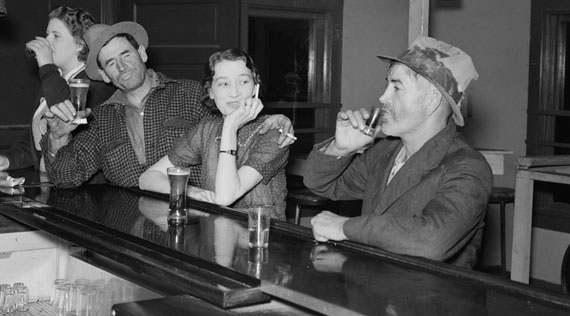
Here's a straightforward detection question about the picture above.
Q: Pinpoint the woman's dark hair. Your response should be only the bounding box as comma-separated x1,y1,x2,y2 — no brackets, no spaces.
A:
201,48,261,112
48,6,96,62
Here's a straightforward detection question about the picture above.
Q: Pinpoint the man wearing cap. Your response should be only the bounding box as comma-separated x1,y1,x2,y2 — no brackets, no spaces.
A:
40,21,294,188
304,37,492,268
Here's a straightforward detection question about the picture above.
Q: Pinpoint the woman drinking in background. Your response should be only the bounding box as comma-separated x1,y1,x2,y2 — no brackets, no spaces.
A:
0,6,115,172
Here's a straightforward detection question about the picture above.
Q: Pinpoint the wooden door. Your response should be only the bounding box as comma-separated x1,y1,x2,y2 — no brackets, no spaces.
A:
109,0,239,80
526,0,570,232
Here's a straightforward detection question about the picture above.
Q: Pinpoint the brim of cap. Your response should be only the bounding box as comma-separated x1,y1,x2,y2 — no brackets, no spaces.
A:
86,22,149,81
377,55,464,126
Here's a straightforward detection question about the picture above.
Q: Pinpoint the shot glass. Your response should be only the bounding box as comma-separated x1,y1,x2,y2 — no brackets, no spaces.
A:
68,78,90,125
248,205,272,248
361,106,382,137
167,167,190,226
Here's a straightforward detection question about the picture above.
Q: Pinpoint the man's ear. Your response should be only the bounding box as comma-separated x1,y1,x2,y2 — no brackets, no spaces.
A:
425,89,443,116
98,69,111,83
138,46,148,63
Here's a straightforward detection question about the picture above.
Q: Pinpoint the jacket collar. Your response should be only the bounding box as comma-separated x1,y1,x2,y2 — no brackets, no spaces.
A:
377,121,457,214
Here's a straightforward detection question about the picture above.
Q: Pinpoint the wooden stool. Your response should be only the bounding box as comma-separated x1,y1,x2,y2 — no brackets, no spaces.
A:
288,189,332,225
286,157,332,225
485,187,515,277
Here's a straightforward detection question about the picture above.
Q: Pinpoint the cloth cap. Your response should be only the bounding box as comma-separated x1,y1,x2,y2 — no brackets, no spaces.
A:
84,21,148,81
377,36,478,126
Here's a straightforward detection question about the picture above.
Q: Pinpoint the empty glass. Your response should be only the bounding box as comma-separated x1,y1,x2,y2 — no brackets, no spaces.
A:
1,287,15,313
67,283,87,316
15,286,29,312
54,283,71,316
50,279,68,306
76,287,96,316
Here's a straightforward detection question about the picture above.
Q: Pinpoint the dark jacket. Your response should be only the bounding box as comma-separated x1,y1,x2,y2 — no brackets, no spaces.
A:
304,122,493,268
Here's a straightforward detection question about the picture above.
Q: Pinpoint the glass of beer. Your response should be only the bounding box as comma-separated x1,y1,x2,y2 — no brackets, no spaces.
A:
68,78,90,124
167,167,190,226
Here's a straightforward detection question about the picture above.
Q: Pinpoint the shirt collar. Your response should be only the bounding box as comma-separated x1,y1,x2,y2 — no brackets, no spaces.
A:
61,63,86,81
102,69,162,106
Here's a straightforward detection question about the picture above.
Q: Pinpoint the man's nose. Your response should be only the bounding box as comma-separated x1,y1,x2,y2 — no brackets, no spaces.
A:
116,59,126,71
379,91,389,104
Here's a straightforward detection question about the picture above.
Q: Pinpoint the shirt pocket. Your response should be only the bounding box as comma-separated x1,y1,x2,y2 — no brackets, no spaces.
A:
164,116,193,140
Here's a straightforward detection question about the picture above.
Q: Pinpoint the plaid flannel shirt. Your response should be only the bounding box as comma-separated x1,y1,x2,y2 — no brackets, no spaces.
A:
41,72,211,188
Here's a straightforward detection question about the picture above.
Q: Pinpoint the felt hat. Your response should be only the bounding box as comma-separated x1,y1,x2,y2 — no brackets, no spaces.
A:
377,36,478,126
84,21,148,81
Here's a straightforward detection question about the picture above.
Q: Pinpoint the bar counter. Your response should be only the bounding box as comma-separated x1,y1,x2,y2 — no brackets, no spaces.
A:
1,169,570,316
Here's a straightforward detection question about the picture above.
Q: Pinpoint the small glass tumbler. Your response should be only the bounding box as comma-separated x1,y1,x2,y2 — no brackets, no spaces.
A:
0,285,11,313
54,283,71,316
361,106,382,136
248,205,272,248
76,287,96,316
167,167,190,226
95,285,114,316
2,287,15,313
50,279,67,306
66,283,87,316
15,286,29,312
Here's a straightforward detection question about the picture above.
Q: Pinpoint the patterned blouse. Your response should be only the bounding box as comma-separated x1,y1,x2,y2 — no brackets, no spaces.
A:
168,115,289,220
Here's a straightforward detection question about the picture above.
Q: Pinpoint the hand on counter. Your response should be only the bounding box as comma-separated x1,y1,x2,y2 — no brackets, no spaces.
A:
310,210,348,242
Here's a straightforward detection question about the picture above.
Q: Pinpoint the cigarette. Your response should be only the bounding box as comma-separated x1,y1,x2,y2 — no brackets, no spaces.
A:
279,128,297,141
253,84,260,99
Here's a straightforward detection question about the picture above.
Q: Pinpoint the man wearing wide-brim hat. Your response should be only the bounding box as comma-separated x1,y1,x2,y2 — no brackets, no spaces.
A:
304,37,492,269
40,21,295,189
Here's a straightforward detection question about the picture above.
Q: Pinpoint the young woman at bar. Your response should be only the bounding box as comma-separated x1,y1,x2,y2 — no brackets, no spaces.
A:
0,6,115,172
139,48,288,220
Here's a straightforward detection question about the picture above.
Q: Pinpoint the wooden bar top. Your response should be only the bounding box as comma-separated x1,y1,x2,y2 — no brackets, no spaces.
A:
1,169,570,315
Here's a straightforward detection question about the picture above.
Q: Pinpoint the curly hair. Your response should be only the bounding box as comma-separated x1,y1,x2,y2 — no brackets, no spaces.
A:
48,6,95,62
201,48,261,113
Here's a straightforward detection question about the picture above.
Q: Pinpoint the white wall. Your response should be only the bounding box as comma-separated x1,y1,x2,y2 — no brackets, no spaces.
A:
341,0,408,112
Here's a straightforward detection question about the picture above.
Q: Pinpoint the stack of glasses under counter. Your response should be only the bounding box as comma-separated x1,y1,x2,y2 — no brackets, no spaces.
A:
0,282,30,313
49,278,137,316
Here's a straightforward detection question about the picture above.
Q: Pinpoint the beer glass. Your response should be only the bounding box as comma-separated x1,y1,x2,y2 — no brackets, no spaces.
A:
167,167,190,225
68,78,90,124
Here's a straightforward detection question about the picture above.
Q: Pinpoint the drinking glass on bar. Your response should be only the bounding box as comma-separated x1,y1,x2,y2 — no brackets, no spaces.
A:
68,78,90,124
248,205,272,248
167,167,190,226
